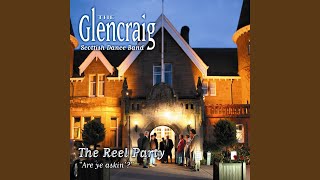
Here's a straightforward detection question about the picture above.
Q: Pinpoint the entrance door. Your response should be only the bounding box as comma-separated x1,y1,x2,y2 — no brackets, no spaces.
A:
151,126,175,159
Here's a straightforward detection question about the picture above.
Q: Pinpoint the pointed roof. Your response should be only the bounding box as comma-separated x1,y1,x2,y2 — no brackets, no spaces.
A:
237,0,250,30
70,19,75,36
117,14,209,77
70,19,79,48
78,51,115,76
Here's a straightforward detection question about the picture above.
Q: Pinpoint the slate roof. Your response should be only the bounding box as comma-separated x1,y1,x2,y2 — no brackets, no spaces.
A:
193,48,238,76
72,48,238,77
237,0,250,30
72,50,131,77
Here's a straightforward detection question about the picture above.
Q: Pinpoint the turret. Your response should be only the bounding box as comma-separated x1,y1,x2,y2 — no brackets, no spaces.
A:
233,0,250,104
70,20,79,77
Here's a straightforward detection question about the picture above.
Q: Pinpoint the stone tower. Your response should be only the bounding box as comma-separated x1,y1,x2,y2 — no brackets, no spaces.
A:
70,20,79,77
233,0,250,104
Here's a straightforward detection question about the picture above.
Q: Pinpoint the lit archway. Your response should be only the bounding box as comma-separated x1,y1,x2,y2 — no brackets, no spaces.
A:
150,126,176,159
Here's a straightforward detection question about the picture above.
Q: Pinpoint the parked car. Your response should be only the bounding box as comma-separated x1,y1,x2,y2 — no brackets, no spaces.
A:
70,139,85,179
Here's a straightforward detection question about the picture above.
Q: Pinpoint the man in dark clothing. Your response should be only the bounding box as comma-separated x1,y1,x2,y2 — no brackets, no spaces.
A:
154,133,158,150
159,138,166,163
165,135,174,163
137,133,144,165
141,131,150,168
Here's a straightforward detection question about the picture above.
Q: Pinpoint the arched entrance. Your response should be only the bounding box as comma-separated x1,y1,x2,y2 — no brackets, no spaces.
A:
150,126,176,159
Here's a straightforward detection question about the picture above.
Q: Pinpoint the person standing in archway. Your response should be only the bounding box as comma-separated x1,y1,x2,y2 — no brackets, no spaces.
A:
184,134,191,167
142,131,150,168
137,132,144,165
160,138,166,163
189,129,200,171
165,135,174,163
153,133,159,165
177,134,185,166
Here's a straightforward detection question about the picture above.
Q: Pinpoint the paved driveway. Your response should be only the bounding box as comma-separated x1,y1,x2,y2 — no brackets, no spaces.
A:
110,163,213,180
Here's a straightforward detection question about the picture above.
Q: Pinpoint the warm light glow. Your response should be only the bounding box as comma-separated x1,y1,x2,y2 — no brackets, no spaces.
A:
163,111,172,119
126,92,129,96
187,120,192,125
134,121,138,125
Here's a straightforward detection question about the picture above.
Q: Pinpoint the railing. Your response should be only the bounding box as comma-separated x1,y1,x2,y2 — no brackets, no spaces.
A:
206,104,250,118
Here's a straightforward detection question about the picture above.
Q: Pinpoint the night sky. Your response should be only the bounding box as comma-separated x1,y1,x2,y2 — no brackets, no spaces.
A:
70,0,242,49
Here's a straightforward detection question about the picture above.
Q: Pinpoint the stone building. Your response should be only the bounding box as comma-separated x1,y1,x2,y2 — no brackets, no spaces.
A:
69,0,250,158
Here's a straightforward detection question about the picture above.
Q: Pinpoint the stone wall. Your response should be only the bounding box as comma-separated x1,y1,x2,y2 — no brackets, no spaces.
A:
124,29,202,98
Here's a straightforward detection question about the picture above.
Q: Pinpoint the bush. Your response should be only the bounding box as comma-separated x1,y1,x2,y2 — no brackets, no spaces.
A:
213,119,237,149
82,119,106,149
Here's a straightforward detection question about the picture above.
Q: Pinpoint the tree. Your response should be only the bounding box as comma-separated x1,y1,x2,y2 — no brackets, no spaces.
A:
213,119,237,150
82,119,106,149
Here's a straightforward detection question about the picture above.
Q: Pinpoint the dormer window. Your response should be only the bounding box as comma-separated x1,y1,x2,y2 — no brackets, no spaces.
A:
89,75,97,97
89,74,105,97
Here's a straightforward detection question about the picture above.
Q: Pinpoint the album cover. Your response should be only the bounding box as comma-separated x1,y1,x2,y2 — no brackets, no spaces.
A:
70,0,250,179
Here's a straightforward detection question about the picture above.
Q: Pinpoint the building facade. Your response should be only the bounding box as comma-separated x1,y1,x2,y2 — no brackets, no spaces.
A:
69,0,250,158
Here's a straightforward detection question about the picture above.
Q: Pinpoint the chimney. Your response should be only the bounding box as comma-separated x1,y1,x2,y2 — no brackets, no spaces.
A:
181,26,190,44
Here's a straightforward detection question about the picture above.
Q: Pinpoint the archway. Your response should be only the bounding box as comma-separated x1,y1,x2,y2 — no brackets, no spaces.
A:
150,126,176,160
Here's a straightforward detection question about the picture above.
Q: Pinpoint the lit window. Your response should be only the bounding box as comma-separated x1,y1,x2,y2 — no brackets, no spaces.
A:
110,129,117,147
202,80,208,96
210,81,216,96
84,117,91,125
236,124,245,143
89,74,105,97
110,117,117,128
110,117,118,147
73,117,81,139
94,117,101,122
98,75,105,96
153,63,172,86
89,75,97,97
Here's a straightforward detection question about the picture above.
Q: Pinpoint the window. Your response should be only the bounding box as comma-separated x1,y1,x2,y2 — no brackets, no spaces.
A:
110,130,117,147
185,104,189,109
190,104,194,109
153,63,172,86
164,64,172,86
73,117,81,139
136,104,140,110
153,66,161,85
236,124,245,143
202,80,208,96
89,74,105,97
210,81,217,96
98,75,105,96
84,117,91,125
110,117,118,147
89,75,97,97
110,117,117,128
94,117,101,122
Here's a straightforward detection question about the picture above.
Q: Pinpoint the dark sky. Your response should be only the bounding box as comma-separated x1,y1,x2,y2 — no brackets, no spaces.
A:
70,0,242,48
